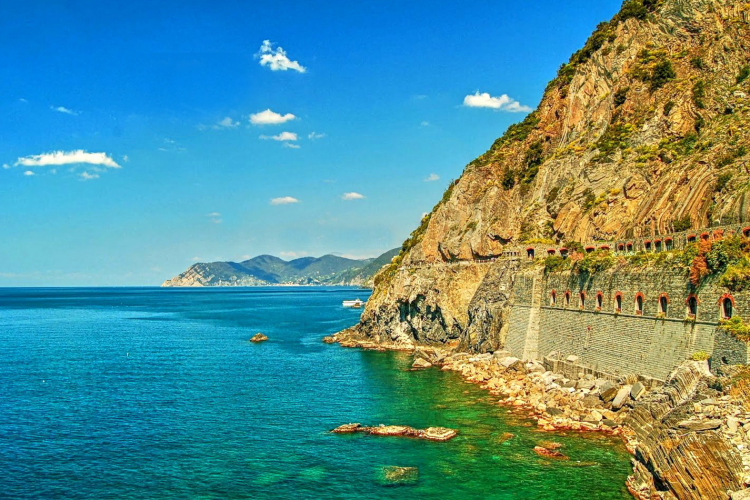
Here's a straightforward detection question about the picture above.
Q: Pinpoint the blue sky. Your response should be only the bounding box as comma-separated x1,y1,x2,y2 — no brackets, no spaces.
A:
0,0,622,286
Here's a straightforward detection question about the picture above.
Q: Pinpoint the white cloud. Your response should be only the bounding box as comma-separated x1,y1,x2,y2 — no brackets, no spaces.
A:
206,212,222,224
256,40,307,73
122,155,129,162
207,212,221,217
191,256,203,262
280,251,309,259
424,173,440,182
80,171,100,180
19,98,28,103
271,196,300,205
250,109,297,125
284,143,301,149
420,121,430,127
23,170,35,176
463,91,532,112
260,131,298,141
215,117,240,128
15,150,121,169
51,105,80,115
2,164,10,169
342,192,365,200
308,131,326,140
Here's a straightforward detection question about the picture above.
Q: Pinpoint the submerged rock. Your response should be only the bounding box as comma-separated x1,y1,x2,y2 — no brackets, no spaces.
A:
534,446,569,459
251,333,269,342
379,466,419,485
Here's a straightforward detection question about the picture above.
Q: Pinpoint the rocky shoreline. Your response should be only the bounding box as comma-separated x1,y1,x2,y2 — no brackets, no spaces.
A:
325,328,750,500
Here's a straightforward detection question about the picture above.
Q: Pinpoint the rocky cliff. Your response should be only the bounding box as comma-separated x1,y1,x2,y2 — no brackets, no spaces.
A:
356,0,750,349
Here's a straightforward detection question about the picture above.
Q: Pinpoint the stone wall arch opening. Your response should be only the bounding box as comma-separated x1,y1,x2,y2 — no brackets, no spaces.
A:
617,243,625,251
658,293,670,315
743,227,750,238
720,294,735,320
565,291,571,307
527,247,535,259
645,241,652,251
550,290,557,306
686,294,699,319
596,291,604,311
665,238,674,250
635,292,645,316
687,234,697,243
626,242,634,252
579,292,586,309
614,292,623,313
655,240,663,252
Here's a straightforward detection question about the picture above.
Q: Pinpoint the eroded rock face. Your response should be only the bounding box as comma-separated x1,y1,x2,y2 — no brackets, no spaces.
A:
353,0,750,352
625,362,744,500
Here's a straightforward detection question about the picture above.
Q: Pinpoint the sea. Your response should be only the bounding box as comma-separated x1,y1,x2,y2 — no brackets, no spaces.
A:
0,287,633,500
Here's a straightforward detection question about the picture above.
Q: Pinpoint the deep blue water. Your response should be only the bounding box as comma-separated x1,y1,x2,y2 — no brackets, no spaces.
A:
0,287,632,499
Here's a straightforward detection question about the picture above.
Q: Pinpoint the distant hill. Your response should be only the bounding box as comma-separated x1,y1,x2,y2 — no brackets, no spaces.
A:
161,249,399,287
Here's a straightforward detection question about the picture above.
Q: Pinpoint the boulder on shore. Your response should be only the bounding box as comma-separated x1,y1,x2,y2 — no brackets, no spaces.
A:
251,333,269,342
412,358,433,369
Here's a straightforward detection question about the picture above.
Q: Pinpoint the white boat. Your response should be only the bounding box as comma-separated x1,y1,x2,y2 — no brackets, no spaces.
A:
342,299,366,308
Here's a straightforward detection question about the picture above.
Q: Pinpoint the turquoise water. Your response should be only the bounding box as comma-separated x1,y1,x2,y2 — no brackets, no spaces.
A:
0,287,633,499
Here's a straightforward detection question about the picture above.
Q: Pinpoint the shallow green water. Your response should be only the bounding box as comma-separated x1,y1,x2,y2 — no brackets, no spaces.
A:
0,287,633,499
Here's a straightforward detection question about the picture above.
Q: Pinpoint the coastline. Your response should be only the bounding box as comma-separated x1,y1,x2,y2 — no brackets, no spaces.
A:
326,327,750,500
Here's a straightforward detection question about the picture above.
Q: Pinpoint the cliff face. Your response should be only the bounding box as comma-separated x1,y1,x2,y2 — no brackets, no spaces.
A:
357,0,750,348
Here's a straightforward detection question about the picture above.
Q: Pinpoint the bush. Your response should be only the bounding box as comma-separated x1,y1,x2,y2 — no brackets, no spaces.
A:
691,351,711,361
614,87,629,106
576,250,617,274
543,255,570,273
501,167,517,190
716,172,733,192
692,80,706,109
492,113,540,149
720,258,750,291
522,140,545,184
663,100,675,116
737,65,750,84
720,316,750,342
650,60,677,90
691,57,705,70
673,216,692,232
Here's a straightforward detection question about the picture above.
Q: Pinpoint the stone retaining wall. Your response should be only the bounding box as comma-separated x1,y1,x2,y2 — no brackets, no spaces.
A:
504,265,750,381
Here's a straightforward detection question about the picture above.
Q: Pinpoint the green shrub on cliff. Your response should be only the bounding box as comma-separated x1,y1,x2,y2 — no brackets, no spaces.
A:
543,255,571,273
720,316,750,342
576,250,617,274
720,258,750,291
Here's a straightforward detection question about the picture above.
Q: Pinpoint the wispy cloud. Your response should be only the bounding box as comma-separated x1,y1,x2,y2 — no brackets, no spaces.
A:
14,150,121,169
260,131,298,141
18,98,28,103
23,170,35,176
463,91,532,112
250,109,297,125
308,131,326,140
206,212,222,224
424,173,440,182
256,40,307,73
51,105,80,115
420,121,430,127
280,251,309,259
80,171,99,180
284,143,301,149
271,196,300,205
215,117,240,129
342,192,365,200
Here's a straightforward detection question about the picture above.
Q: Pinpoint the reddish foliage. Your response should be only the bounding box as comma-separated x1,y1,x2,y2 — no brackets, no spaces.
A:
690,255,709,285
